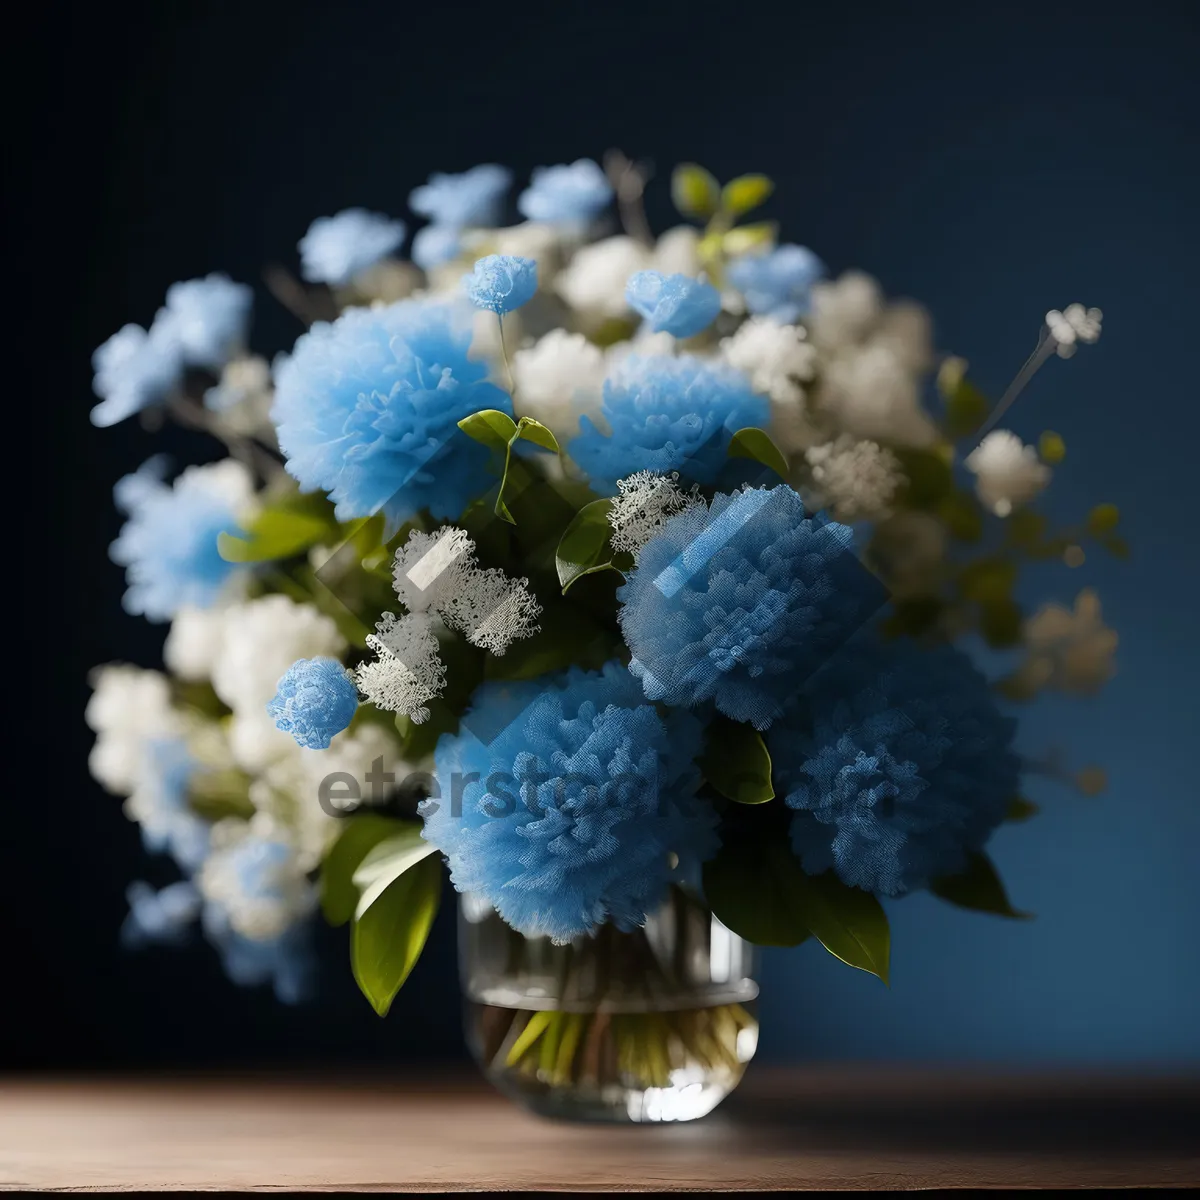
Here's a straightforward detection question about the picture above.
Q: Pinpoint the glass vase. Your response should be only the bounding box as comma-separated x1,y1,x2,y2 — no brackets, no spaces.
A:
459,887,760,1123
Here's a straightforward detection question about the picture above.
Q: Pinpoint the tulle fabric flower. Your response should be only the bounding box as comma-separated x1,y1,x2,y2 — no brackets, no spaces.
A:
109,457,252,621
411,225,462,270
517,159,613,224
568,354,768,492
90,323,184,428
156,273,253,370
121,880,202,947
267,657,358,749
626,271,721,338
463,255,538,314
617,485,883,729
298,209,407,286
123,737,211,872
727,244,826,322
769,635,1020,896
271,299,512,527
422,663,717,943
409,164,512,228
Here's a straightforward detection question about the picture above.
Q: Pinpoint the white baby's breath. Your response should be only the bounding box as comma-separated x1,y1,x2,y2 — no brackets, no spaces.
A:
965,430,1050,517
805,435,901,522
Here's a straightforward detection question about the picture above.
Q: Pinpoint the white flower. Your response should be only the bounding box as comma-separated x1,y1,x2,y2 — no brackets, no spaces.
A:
163,606,228,681
198,819,317,942
965,430,1050,517
86,665,181,794
808,271,884,349
1045,303,1102,358
804,435,901,522
228,710,299,774
210,595,345,715
354,611,447,723
653,225,703,277
817,342,938,448
1011,589,1117,696
556,235,652,319
874,300,934,372
204,355,272,414
512,329,606,438
608,471,704,558
463,221,561,270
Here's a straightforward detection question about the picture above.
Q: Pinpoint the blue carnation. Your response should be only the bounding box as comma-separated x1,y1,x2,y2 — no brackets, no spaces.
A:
626,271,721,338
90,323,184,428
272,299,512,527
201,903,314,1005
109,457,248,621
727,244,825,322
568,354,768,492
409,164,512,228
267,657,358,749
770,636,1020,896
298,209,407,286
157,273,253,369
130,738,211,871
422,663,717,943
411,224,462,270
121,880,202,948
617,485,883,729
463,254,538,315
517,158,612,224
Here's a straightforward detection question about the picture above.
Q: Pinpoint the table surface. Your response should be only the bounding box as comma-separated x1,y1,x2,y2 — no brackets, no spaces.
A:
2,1067,1197,1192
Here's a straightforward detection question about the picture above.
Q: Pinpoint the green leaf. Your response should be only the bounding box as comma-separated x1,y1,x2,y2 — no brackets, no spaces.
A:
1038,430,1066,464
936,358,991,440
458,408,518,448
931,852,1031,919
218,508,331,564
938,491,984,542
320,814,412,927
1006,796,1040,822
556,498,619,594
722,221,777,257
351,852,441,1017
1101,533,1130,559
721,174,774,217
1087,503,1120,535
704,842,891,982
979,596,1023,648
353,825,440,918
894,447,954,509
700,716,774,805
187,768,254,823
728,427,789,480
957,556,1017,603
514,415,560,454
671,163,721,219
1005,509,1048,551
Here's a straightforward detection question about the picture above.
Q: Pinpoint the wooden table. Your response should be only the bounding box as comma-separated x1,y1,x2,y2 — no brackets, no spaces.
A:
2,1068,1196,1192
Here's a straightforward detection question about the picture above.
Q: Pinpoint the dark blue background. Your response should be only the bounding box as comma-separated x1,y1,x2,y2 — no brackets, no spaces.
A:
11,0,1197,1067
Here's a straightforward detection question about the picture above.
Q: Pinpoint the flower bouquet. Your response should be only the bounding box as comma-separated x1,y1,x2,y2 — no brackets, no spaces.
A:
88,153,1119,1122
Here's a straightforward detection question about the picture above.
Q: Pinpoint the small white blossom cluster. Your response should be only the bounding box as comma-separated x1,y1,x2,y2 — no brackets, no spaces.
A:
608,471,704,558
85,665,181,795
1006,589,1118,698
720,318,818,453
511,329,606,439
804,435,902,522
1046,304,1103,359
965,430,1051,518
355,611,447,723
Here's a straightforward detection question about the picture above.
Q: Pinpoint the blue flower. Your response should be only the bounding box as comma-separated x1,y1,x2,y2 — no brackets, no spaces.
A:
157,273,254,370
617,485,883,729
422,663,717,943
517,159,612,224
568,355,768,492
463,254,538,315
409,164,512,228
90,323,184,428
109,458,250,621
121,880,202,948
770,635,1020,896
298,209,407,286
727,244,825,322
411,225,462,270
128,738,211,871
626,271,721,338
272,299,512,527
201,904,314,1005
267,657,358,749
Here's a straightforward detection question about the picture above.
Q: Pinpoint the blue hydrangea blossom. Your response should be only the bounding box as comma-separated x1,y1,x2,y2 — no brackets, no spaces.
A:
411,224,462,270
201,903,314,1005
770,636,1020,896
409,164,512,228
626,271,721,338
156,273,253,369
90,323,184,428
129,738,211,871
109,457,249,621
517,159,613,224
463,254,538,315
568,355,769,492
121,880,202,947
422,663,718,943
727,244,826,322
267,657,358,749
298,209,407,286
271,299,512,527
617,485,883,729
